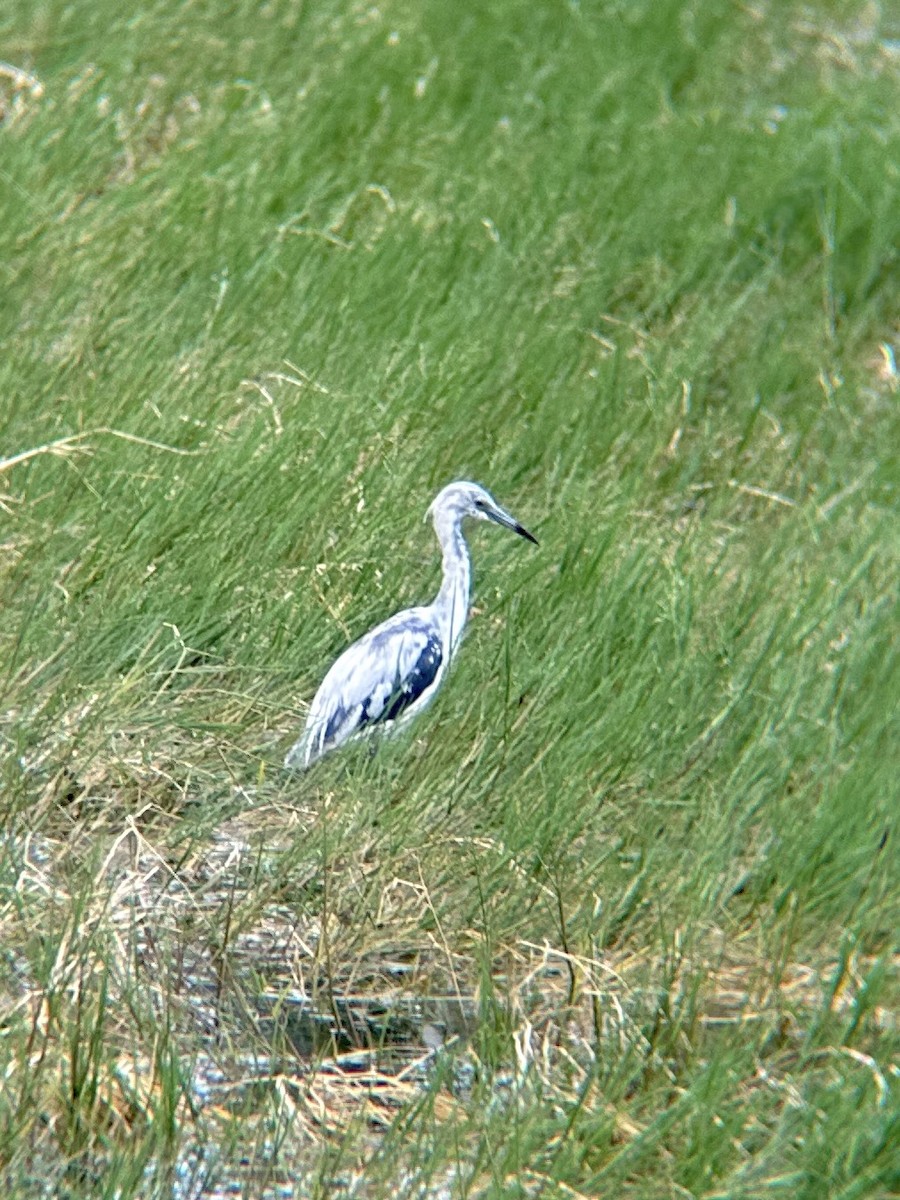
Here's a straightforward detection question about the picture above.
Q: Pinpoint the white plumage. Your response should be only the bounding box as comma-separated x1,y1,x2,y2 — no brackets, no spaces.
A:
285,481,537,769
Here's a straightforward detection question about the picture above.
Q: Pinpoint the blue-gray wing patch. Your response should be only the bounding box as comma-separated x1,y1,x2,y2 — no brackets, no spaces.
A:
380,635,442,723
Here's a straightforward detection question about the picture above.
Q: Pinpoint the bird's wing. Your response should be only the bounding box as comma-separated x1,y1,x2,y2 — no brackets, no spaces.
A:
286,612,443,768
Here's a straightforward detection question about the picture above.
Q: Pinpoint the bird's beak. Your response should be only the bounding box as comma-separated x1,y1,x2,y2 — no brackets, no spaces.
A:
486,503,539,546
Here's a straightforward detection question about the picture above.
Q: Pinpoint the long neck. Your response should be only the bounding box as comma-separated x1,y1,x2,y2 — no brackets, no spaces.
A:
433,518,471,658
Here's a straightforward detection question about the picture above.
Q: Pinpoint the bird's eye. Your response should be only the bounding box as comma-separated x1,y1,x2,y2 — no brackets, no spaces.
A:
474,498,486,510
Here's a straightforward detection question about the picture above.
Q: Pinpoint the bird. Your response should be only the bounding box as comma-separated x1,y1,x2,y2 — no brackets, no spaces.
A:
284,480,538,770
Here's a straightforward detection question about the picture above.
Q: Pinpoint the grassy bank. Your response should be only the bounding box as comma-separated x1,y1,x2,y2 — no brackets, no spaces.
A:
1,1,897,1195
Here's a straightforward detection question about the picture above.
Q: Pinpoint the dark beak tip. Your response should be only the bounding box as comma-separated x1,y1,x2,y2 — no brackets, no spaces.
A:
517,525,539,546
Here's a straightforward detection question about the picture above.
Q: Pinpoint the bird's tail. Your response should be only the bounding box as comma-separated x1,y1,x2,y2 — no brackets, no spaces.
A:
284,734,311,771
284,719,330,771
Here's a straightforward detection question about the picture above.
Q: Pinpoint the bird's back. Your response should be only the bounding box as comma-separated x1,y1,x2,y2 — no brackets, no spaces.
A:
284,606,445,769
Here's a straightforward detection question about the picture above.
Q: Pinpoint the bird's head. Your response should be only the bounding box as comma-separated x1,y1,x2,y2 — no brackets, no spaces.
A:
427,481,538,545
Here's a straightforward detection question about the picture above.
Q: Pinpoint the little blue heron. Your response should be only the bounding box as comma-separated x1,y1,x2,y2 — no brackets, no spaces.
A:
284,480,537,769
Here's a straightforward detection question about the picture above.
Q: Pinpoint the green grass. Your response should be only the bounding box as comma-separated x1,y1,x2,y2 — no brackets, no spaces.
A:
1,0,898,1195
